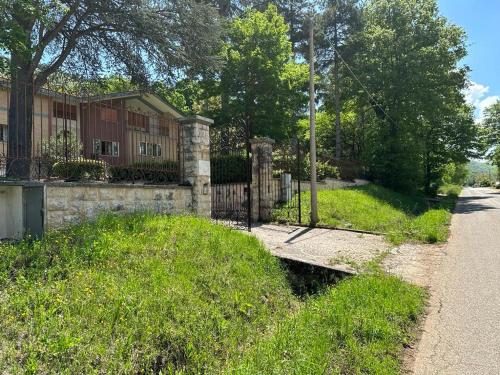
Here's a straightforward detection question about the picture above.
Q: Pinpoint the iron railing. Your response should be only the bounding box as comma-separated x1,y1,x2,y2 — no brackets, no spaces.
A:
0,79,182,184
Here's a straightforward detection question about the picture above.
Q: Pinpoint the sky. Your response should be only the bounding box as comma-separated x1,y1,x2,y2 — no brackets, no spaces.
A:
438,0,500,120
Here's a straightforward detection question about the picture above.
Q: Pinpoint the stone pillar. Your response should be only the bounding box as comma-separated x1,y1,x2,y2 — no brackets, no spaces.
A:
250,137,275,222
180,115,213,217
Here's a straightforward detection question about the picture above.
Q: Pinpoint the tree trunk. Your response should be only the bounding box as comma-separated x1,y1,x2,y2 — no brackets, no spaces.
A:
424,156,432,196
7,56,34,179
334,17,341,160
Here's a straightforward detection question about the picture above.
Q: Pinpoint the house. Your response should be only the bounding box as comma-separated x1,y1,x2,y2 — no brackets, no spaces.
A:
0,81,184,177
80,91,182,166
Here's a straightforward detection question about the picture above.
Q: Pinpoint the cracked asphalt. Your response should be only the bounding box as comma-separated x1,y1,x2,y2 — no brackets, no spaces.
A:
411,187,500,374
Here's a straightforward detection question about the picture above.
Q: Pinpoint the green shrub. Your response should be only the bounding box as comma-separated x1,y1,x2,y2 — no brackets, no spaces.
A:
52,159,105,181
274,157,340,181
331,159,365,181
109,161,179,184
211,154,248,184
438,184,462,198
316,160,340,180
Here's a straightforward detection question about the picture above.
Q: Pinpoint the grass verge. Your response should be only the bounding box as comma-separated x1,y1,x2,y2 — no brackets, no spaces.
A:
0,214,426,373
273,184,461,244
228,271,425,374
0,214,294,373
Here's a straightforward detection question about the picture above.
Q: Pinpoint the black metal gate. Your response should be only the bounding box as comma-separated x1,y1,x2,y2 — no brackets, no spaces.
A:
210,121,252,231
259,139,304,225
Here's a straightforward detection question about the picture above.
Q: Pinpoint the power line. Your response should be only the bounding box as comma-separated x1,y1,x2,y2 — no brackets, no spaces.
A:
321,47,396,124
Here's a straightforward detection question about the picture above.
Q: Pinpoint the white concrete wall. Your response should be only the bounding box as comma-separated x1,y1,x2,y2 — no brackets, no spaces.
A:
0,185,23,239
291,178,370,192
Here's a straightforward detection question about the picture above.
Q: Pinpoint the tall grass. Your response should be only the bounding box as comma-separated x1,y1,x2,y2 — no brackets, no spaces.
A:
273,184,460,244
0,214,294,373
228,271,425,374
0,214,425,373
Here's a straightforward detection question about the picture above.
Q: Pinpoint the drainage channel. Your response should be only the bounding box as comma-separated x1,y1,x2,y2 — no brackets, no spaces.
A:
279,256,354,296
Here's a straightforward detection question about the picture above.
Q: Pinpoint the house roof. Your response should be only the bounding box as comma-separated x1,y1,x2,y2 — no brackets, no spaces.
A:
0,80,186,118
0,79,81,102
86,91,186,118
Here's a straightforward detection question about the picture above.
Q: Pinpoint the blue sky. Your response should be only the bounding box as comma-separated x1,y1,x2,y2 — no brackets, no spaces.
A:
438,0,500,119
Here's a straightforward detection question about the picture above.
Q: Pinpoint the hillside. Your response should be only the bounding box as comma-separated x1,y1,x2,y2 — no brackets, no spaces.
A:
468,160,497,178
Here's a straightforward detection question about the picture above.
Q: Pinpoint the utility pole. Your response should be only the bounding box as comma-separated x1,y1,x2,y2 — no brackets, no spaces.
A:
308,14,318,226
334,14,341,160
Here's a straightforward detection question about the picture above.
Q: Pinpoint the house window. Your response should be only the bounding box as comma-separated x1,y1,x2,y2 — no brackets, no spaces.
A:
53,102,77,120
159,117,170,136
153,144,162,157
100,107,118,124
0,125,7,142
139,142,161,157
94,138,119,157
128,111,149,130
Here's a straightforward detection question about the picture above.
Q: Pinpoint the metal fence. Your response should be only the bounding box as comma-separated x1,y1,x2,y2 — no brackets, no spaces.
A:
0,80,182,183
261,140,304,224
210,122,252,230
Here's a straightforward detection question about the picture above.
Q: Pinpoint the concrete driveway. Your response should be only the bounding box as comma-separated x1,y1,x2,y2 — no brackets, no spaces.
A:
410,188,500,374
250,223,389,274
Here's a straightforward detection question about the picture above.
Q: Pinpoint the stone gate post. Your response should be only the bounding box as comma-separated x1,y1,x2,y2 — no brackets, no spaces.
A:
251,137,275,222
180,115,213,218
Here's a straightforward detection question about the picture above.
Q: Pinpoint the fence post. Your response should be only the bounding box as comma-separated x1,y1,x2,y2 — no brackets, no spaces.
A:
250,137,274,222
180,115,213,218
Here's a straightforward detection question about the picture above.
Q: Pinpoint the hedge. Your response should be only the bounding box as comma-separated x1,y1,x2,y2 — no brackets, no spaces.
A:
108,161,179,184
52,159,106,181
211,154,248,184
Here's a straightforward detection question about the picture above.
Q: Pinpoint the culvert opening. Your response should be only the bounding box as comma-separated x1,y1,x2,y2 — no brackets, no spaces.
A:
279,258,353,296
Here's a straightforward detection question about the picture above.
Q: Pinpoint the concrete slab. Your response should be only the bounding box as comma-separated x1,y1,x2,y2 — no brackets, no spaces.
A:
250,223,390,274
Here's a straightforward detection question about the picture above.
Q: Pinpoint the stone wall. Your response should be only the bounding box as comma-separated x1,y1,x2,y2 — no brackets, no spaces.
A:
45,183,192,229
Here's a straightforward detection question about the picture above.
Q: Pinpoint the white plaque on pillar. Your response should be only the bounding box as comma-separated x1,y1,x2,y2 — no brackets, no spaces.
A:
199,160,210,176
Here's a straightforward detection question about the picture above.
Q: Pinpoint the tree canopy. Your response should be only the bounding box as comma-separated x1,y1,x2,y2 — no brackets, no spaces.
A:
0,0,480,192
0,0,223,177
212,4,309,141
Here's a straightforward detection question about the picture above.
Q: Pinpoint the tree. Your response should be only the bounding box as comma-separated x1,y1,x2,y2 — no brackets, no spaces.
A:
318,0,361,160
480,100,500,174
0,0,222,178
351,0,472,191
216,5,308,141
420,104,476,193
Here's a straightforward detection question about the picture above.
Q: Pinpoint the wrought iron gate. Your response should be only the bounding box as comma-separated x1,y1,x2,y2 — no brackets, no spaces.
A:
210,121,252,230
258,139,304,225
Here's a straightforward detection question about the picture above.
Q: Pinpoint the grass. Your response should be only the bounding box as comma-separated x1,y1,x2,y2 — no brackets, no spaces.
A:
273,184,461,244
229,271,425,374
438,183,462,198
0,214,294,373
0,214,425,374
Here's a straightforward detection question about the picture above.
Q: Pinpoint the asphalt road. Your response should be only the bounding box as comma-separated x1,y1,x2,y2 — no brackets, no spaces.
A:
412,187,500,374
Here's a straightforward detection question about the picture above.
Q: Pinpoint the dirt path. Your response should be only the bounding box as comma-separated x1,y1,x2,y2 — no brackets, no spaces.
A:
404,187,500,374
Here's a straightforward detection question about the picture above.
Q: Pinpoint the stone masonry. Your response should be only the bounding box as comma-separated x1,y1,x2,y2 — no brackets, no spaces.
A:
251,137,275,222
45,183,192,229
180,115,212,218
